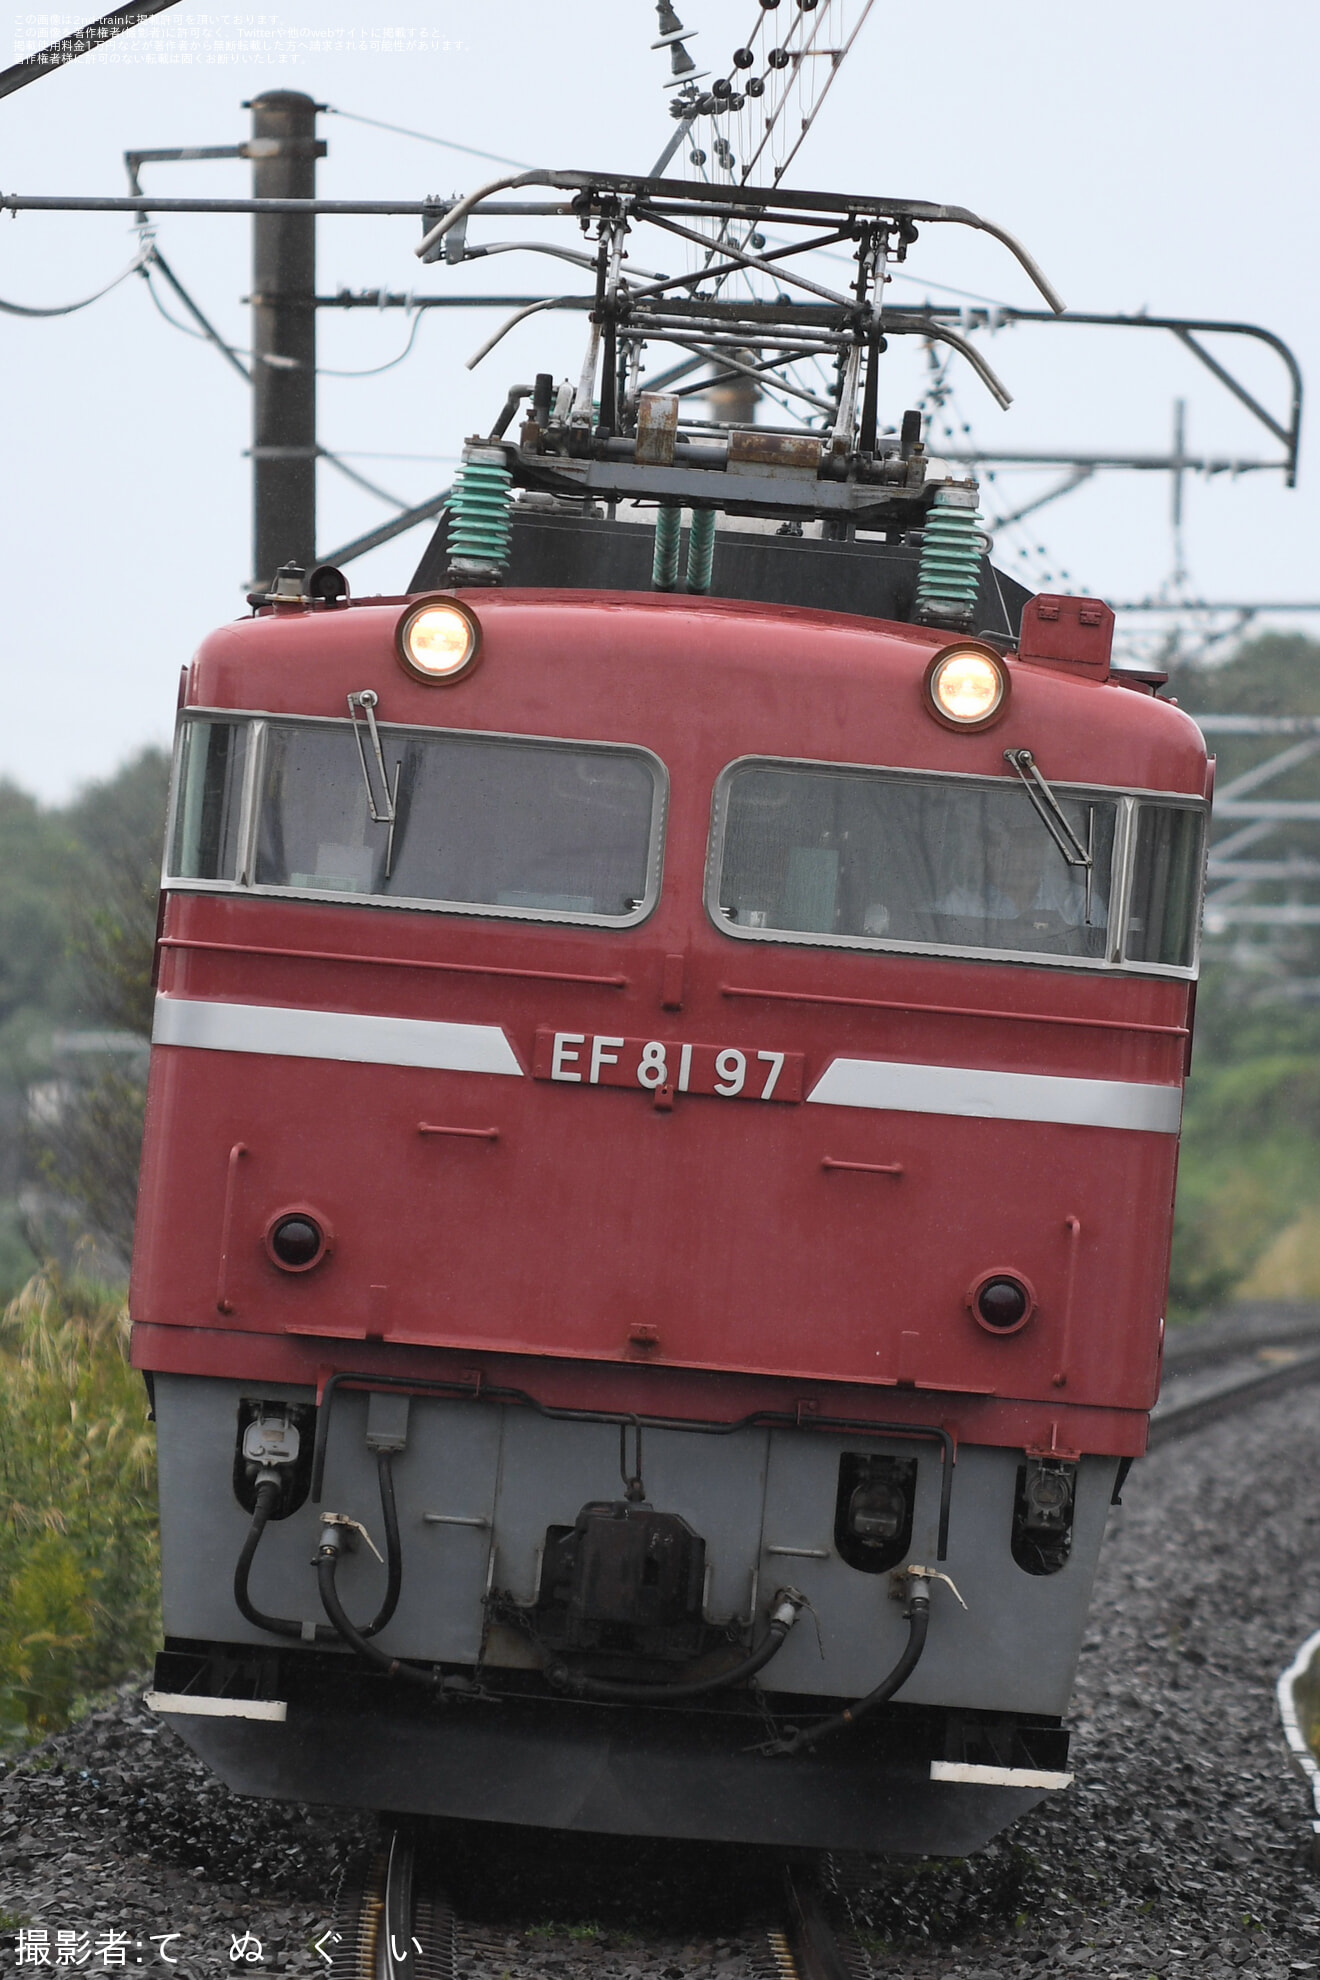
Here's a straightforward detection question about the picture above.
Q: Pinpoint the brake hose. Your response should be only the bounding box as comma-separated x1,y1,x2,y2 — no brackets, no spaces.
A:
315,1523,441,1688
768,1577,932,1756
233,1477,303,1639
545,1589,806,1703
234,1452,402,1641
364,1450,402,1638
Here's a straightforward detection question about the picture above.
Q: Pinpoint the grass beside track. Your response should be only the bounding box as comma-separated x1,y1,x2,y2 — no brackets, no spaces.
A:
0,1269,159,1743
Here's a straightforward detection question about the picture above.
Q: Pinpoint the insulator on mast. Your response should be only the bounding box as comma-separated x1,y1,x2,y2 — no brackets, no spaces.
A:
652,503,682,592
686,510,716,595
915,485,986,629
446,444,513,587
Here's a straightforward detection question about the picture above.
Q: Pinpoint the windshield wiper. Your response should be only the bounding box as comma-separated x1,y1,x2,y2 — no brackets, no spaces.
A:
1003,746,1095,923
347,689,401,875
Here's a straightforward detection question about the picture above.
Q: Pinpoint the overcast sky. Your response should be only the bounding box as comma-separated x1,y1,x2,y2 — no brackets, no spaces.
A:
2,0,1317,804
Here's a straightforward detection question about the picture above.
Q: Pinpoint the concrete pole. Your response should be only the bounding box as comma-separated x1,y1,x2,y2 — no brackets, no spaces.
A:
247,89,324,590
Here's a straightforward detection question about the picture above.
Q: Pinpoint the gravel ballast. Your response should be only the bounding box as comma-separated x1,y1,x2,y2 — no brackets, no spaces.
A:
4,1385,1320,1977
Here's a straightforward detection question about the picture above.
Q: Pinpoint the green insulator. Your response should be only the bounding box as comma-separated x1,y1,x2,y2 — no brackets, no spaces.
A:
915,494,985,626
686,507,716,595
447,446,513,583
652,502,681,592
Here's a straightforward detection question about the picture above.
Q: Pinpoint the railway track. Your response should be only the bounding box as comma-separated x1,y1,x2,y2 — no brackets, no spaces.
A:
1149,1311,1320,1446
773,1862,872,1980
329,1834,874,1980
328,1832,459,1979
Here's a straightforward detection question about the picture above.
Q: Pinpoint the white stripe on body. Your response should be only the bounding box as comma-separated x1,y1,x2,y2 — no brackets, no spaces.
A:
152,995,523,1077
806,1056,1181,1133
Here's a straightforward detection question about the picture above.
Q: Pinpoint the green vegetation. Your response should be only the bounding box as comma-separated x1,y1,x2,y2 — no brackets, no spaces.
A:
0,747,168,1295
1170,1017,1320,1310
1166,632,1320,1313
0,1269,158,1741
0,751,167,1741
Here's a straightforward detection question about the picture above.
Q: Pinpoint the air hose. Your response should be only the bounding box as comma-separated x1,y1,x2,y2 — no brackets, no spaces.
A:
316,1522,440,1689
367,1450,403,1638
234,1453,402,1642
446,443,513,584
545,1589,805,1703
915,485,985,628
233,1477,301,1639
767,1576,932,1756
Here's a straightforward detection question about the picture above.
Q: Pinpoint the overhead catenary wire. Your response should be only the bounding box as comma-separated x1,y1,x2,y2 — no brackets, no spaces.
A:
319,449,409,513
5,18,1218,633
0,0,185,101
750,244,1021,313
135,254,427,517
140,242,250,380
137,251,435,522
0,242,152,316
656,0,883,352
317,488,453,571
641,0,1061,432
139,260,219,346
915,341,1077,595
643,7,976,438
323,104,531,173
137,246,430,382
316,308,428,378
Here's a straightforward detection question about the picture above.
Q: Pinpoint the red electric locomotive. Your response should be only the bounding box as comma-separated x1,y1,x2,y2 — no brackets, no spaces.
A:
133,175,1208,1896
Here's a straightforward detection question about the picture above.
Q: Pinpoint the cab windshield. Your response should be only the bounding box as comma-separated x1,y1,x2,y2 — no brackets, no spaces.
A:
712,760,1203,972
168,715,665,925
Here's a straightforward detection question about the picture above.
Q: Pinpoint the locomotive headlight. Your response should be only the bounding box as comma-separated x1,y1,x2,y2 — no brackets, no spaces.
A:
396,598,481,683
924,643,1008,730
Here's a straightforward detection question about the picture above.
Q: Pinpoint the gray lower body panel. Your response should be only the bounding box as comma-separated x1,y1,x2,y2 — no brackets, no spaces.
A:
154,1373,1116,1717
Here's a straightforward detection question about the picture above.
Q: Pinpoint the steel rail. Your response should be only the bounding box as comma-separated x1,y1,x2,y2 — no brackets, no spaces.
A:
335,1833,862,1980
1163,1309,1320,1374
1147,1343,1320,1448
778,1863,863,1980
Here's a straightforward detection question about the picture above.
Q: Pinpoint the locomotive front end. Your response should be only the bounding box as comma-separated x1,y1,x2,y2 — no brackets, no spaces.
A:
132,566,1206,1853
